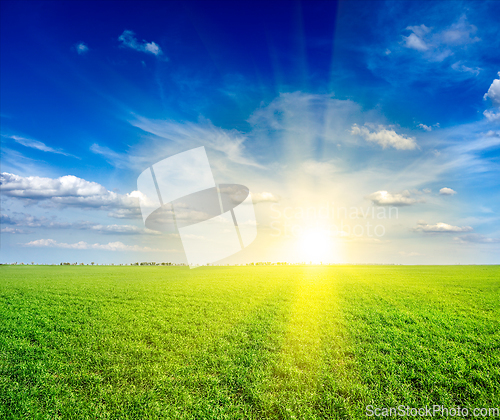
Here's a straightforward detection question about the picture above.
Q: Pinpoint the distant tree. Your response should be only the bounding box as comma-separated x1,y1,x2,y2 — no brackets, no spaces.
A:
91,262,95,265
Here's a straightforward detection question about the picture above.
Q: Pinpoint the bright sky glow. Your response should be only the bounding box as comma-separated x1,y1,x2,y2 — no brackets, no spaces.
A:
299,228,335,265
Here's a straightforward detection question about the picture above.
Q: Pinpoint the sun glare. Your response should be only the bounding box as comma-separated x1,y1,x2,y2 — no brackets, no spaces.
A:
299,228,334,264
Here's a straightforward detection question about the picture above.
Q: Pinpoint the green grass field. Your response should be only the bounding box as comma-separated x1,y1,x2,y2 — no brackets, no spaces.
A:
0,265,499,419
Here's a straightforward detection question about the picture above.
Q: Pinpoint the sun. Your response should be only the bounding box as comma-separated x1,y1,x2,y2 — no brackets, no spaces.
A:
299,228,334,264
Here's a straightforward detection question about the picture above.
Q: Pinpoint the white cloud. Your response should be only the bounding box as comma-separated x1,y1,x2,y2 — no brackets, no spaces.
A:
483,109,500,121
404,32,429,52
350,124,418,150
24,239,163,252
483,72,500,106
454,234,500,244
5,135,78,158
418,124,432,131
407,24,431,39
107,209,142,219
438,16,480,46
90,224,160,235
251,192,279,204
401,16,480,65
0,172,140,210
1,226,30,234
413,221,472,233
75,42,88,55
118,30,163,57
439,187,457,196
367,190,420,206
451,62,480,76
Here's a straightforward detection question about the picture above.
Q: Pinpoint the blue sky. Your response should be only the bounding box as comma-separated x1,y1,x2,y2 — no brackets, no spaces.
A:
1,0,499,264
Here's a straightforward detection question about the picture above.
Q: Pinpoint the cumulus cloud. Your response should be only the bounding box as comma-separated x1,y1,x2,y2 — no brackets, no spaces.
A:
4,135,78,158
24,239,163,252
75,42,88,55
439,187,457,195
251,192,279,204
367,190,421,206
454,233,500,244
118,30,163,56
413,221,472,233
483,110,500,121
0,172,140,211
484,73,500,105
483,72,500,121
350,124,417,150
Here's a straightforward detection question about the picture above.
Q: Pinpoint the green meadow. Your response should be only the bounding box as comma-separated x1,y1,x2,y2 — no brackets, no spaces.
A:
0,265,499,419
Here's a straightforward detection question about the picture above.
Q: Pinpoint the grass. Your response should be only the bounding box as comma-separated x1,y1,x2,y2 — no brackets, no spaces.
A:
0,265,499,419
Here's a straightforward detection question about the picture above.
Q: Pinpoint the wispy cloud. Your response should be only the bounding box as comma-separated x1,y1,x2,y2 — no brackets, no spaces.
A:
402,15,480,62
454,233,500,244
75,42,89,55
90,143,130,168
4,135,79,158
130,115,263,168
1,226,32,234
118,30,164,57
413,221,472,233
1,212,159,235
